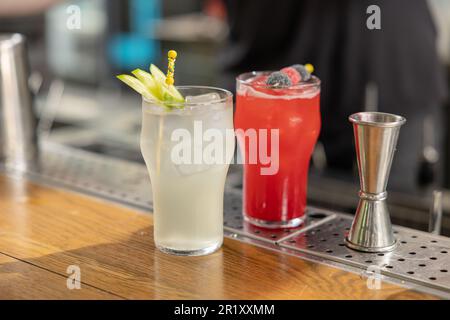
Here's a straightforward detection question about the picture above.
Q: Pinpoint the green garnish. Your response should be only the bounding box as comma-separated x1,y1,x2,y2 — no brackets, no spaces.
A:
117,64,184,108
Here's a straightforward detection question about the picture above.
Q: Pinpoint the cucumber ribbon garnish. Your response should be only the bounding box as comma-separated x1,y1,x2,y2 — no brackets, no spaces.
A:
116,50,184,108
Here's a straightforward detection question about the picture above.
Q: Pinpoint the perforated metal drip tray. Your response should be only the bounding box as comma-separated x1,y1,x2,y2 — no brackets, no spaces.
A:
223,189,450,297
6,142,450,299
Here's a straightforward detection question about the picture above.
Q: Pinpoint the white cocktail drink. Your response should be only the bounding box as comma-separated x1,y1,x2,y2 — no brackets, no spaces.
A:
140,87,234,255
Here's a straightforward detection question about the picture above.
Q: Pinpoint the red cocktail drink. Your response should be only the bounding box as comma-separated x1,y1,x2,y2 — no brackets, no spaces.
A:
235,71,321,228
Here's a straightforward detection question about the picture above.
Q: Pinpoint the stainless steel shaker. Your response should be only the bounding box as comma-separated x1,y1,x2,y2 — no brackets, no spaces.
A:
0,33,38,171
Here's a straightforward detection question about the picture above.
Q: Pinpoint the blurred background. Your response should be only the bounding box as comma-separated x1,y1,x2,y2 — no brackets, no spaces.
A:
1,0,228,158
1,0,450,234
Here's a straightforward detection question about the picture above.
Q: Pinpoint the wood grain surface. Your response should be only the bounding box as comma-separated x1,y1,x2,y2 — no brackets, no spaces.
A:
0,252,117,299
0,174,437,299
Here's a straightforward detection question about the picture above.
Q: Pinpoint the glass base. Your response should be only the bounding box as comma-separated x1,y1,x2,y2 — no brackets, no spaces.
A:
244,214,304,229
156,241,222,256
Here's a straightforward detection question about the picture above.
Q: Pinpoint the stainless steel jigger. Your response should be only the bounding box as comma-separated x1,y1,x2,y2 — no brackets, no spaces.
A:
346,112,406,252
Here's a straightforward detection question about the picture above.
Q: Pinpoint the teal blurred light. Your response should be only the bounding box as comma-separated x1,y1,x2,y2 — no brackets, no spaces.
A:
108,0,161,70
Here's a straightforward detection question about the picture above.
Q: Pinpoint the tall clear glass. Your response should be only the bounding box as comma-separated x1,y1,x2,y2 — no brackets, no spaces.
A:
140,86,235,255
235,72,321,228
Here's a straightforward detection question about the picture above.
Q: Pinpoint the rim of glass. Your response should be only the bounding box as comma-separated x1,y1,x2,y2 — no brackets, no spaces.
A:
142,85,233,108
236,71,321,90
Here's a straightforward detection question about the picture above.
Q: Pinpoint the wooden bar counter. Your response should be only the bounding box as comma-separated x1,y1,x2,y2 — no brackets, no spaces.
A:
0,174,436,299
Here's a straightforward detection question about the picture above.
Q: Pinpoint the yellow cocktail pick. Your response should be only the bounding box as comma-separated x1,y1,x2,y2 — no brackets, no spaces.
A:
166,50,177,85
305,63,314,74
